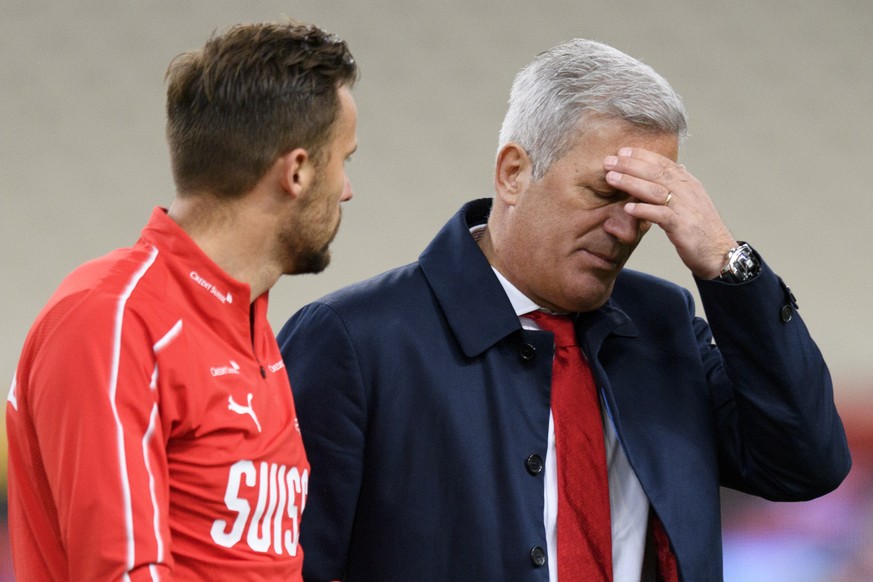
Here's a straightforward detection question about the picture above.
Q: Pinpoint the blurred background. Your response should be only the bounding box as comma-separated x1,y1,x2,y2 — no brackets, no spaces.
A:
1,1,870,579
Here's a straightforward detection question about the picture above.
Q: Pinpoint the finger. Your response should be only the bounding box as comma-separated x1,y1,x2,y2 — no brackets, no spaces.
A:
604,147,687,192
623,200,675,230
604,168,672,207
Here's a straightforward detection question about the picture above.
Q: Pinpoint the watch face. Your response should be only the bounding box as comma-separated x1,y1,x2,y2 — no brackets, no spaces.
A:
721,244,760,282
730,245,759,281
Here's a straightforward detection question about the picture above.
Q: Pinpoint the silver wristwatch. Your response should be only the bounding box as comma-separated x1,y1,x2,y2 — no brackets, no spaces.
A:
718,242,760,283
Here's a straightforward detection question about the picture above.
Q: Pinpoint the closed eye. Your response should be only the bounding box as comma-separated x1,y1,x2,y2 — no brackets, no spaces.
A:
589,187,627,201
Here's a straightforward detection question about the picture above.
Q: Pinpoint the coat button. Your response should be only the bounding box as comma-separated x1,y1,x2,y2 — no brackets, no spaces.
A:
530,546,546,567
525,454,544,475
518,343,536,361
781,304,793,323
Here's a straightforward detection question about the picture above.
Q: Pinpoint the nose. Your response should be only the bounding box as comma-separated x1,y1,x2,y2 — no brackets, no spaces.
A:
340,175,353,202
603,204,643,245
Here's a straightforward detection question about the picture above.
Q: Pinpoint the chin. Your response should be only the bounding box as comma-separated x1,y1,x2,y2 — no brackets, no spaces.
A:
561,281,614,313
287,247,331,276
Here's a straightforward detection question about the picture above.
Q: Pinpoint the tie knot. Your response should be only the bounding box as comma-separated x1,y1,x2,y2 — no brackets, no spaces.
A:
526,311,577,348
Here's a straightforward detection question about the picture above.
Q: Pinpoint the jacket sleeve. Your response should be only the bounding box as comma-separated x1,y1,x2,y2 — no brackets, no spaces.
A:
695,257,851,501
24,294,173,580
277,302,367,582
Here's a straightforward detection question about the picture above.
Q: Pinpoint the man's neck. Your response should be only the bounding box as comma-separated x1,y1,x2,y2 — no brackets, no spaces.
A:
167,194,280,301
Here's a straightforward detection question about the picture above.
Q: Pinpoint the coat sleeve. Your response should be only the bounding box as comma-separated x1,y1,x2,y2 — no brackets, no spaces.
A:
277,302,367,582
21,293,173,580
695,258,851,501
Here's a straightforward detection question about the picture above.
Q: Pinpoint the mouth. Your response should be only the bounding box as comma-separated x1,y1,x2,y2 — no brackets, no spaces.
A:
582,248,621,270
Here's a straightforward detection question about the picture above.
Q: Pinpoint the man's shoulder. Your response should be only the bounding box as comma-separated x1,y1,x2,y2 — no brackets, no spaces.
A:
17,245,168,364
279,260,436,345
37,245,176,332
315,261,427,310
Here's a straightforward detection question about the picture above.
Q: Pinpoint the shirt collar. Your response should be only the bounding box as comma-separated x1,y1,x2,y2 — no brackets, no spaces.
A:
490,267,541,317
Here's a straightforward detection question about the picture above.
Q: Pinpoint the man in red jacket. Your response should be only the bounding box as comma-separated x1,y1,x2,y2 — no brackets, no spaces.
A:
6,19,358,580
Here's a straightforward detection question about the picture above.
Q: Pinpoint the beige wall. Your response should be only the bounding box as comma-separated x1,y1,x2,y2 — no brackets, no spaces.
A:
2,0,871,407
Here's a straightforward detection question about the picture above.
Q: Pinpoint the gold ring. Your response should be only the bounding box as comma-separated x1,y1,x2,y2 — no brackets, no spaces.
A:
664,192,673,206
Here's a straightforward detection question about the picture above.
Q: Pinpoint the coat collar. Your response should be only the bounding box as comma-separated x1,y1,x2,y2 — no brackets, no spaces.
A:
418,199,638,359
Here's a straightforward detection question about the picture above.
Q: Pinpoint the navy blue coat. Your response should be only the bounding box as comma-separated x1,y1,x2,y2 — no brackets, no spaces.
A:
278,199,850,582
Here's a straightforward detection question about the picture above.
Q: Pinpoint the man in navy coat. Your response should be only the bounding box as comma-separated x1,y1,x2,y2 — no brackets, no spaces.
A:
278,39,850,581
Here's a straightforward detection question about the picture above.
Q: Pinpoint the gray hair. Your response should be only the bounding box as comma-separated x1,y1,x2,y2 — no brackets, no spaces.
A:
498,39,688,180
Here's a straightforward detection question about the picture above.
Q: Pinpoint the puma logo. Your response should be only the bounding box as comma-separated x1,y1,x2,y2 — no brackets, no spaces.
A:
228,393,262,433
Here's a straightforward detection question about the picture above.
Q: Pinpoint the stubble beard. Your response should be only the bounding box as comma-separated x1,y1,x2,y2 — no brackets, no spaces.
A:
281,209,341,276
293,243,331,275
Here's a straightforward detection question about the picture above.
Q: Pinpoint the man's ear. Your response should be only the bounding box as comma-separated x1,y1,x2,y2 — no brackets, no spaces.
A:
494,143,531,206
279,148,316,199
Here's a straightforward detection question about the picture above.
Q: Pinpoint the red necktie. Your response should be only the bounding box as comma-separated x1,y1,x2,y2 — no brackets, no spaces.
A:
527,311,612,580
